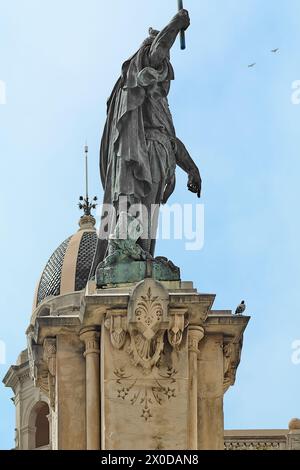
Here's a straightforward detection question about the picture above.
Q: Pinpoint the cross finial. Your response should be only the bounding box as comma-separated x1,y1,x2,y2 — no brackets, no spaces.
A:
78,144,98,216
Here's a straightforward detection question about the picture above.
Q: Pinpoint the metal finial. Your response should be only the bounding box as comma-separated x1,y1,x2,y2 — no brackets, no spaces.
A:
78,144,98,216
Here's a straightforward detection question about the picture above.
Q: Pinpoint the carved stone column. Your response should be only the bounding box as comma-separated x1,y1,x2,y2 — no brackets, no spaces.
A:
188,326,204,450
80,327,100,450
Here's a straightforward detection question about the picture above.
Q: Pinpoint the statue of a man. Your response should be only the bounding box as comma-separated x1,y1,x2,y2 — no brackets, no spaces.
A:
93,9,201,270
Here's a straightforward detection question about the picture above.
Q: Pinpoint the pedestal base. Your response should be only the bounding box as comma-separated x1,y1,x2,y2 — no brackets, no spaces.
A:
96,258,180,287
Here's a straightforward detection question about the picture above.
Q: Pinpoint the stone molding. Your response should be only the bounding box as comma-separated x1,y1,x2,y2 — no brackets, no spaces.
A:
224,439,284,450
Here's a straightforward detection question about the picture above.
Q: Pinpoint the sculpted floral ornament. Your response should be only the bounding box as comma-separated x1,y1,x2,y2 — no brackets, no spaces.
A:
135,288,163,330
128,287,165,372
114,366,178,421
106,279,189,373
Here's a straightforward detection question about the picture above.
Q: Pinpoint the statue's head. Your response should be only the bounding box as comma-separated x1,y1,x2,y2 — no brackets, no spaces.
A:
148,27,159,38
141,27,159,47
120,27,160,83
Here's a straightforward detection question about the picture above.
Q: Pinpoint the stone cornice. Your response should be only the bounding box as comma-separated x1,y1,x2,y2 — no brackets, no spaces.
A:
3,361,30,391
30,291,83,326
204,315,250,341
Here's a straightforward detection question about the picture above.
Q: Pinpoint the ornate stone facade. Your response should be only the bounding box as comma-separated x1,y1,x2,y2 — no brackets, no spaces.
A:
3,350,51,450
3,277,300,450
4,277,252,450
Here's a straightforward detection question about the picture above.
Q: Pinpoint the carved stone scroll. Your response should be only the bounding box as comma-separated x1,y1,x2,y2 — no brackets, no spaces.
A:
43,338,57,409
223,339,243,392
104,309,127,350
168,308,188,349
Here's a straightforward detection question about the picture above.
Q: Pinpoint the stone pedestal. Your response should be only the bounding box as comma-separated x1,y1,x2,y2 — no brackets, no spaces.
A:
26,279,249,450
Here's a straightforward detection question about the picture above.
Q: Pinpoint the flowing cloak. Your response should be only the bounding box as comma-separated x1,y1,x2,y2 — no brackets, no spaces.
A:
91,42,176,272
100,43,176,204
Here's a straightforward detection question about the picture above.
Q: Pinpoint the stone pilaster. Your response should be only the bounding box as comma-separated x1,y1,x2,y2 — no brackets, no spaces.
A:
197,335,224,450
188,326,204,449
80,327,100,450
56,334,86,450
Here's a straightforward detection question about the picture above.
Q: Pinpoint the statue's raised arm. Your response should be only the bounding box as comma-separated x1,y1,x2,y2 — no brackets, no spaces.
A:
149,10,190,67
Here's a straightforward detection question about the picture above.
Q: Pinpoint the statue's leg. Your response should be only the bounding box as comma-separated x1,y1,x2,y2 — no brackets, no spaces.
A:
149,201,160,256
137,183,161,256
113,194,150,251
135,197,152,254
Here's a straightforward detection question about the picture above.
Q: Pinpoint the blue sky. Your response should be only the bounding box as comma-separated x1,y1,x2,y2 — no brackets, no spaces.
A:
0,0,300,449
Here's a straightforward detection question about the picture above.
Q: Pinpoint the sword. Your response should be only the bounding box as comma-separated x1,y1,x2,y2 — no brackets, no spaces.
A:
177,0,186,50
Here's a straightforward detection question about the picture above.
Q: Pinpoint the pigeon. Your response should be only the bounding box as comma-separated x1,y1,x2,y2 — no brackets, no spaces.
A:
271,48,279,53
248,63,256,68
235,300,246,315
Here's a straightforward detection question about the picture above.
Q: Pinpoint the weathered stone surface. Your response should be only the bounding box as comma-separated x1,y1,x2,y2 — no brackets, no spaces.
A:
56,335,86,449
101,327,189,450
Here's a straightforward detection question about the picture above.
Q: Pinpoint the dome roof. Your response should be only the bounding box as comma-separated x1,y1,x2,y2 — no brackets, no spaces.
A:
33,215,98,309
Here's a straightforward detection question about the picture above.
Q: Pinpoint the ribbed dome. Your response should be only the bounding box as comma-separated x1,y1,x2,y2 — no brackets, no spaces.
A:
34,215,98,309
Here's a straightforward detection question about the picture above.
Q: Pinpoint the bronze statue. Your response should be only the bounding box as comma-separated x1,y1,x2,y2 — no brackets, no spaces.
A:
92,9,201,277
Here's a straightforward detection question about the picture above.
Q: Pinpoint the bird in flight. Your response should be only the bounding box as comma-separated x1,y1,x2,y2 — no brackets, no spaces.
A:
271,48,279,53
235,300,246,315
248,63,256,68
